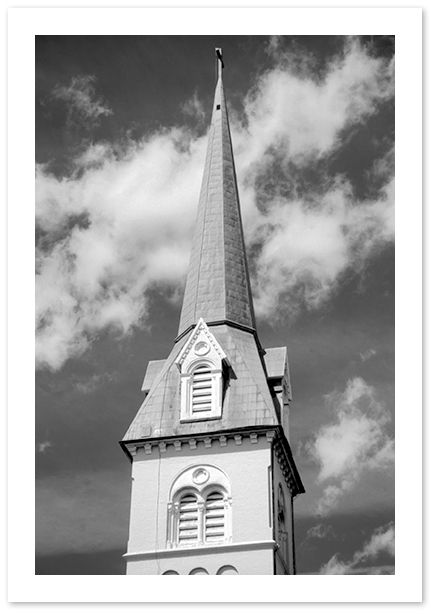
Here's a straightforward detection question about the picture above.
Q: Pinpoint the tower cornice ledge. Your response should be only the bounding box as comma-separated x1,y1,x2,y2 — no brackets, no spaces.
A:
123,539,277,561
119,424,305,497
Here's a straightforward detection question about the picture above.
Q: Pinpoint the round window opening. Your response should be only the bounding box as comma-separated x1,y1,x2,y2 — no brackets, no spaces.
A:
194,341,210,356
192,468,209,485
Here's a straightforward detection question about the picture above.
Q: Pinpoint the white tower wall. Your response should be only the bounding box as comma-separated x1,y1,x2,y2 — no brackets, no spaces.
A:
124,435,276,575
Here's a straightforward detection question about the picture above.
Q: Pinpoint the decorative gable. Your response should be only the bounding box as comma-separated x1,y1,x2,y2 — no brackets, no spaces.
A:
175,318,230,422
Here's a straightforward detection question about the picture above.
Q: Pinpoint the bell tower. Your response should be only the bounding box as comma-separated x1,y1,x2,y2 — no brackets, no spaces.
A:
120,49,304,576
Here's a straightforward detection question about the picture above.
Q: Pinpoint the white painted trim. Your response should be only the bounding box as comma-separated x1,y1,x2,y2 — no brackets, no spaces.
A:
123,540,276,561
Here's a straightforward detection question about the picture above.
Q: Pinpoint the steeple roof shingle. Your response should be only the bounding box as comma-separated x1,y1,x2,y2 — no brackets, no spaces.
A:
178,53,256,338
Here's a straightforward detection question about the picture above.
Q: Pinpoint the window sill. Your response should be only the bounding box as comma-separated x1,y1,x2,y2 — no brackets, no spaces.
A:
179,415,222,424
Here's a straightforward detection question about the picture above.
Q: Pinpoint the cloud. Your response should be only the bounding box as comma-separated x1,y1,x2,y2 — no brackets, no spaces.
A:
305,523,334,541
306,377,394,516
237,37,393,165
360,348,377,362
36,38,394,370
233,37,394,319
181,91,206,125
246,173,394,319
36,130,206,370
36,440,53,453
73,372,118,394
320,522,394,574
52,75,112,130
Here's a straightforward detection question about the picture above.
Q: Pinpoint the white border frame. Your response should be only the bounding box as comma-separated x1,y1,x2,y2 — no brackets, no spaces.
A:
8,6,422,603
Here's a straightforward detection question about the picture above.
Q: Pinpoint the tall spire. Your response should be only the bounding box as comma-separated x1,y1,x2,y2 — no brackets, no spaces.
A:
177,48,256,339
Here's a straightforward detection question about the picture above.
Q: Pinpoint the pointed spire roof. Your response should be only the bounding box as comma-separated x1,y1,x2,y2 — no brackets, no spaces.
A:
178,49,256,338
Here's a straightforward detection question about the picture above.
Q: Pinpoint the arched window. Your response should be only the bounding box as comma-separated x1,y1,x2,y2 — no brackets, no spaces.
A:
216,565,239,575
175,319,228,422
162,570,179,575
167,465,232,549
178,493,199,546
204,491,225,542
189,568,209,575
174,487,227,547
277,484,290,573
191,365,212,414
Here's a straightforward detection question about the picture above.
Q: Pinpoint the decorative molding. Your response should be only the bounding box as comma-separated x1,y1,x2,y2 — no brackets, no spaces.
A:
274,442,297,496
266,430,276,443
124,540,277,561
124,428,281,459
175,318,229,371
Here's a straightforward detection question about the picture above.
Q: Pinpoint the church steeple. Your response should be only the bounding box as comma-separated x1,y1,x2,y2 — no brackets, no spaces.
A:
178,48,256,339
120,50,304,576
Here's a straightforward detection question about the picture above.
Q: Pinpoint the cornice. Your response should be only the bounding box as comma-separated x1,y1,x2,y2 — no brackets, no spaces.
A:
123,539,277,562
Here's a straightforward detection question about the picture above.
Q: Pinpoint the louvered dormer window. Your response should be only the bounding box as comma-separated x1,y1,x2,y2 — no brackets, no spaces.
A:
176,319,229,423
191,365,212,414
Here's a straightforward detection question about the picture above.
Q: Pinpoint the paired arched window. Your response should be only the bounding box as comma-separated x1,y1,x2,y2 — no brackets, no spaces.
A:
167,465,232,548
174,487,227,547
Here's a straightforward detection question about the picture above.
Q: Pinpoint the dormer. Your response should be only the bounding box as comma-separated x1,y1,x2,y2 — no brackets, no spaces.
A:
175,319,230,422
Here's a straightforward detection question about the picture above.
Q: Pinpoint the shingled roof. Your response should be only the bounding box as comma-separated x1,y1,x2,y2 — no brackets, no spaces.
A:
122,325,279,442
122,50,286,444
177,54,255,338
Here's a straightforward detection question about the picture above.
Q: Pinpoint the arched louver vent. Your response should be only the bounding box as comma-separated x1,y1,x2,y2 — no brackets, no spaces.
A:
178,494,198,545
192,365,212,413
204,491,225,542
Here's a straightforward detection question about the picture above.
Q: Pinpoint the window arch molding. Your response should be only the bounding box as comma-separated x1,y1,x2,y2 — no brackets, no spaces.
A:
167,465,232,548
216,565,239,575
186,357,217,374
189,568,209,575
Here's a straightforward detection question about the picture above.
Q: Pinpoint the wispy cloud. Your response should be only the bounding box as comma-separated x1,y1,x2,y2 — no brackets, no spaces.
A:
181,91,206,125
36,130,205,370
36,440,53,453
306,377,394,516
73,372,118,394
360,348,377,362
305,523,334,541
36,38,394,370
320,522,394,574
52,74,112,130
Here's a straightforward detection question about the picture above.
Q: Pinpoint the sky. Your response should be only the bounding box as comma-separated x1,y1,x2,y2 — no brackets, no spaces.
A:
35,34,395,576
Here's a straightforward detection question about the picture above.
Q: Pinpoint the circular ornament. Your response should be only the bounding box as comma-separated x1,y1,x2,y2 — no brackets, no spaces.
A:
194,341,210,356
192,468,209,485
